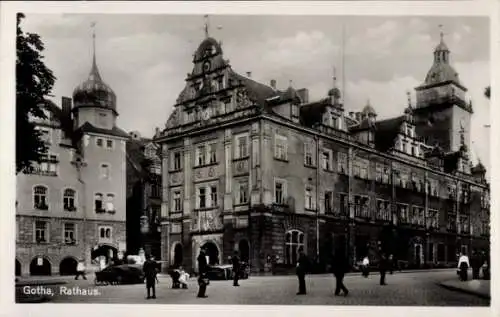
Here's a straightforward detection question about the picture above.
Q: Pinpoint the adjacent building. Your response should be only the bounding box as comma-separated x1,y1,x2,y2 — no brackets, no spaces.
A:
126,131,162,260
16,44,128,276
154,31,490,274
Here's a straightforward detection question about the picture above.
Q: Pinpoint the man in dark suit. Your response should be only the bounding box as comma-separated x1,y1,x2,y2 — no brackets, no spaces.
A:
142,255,158,299
231,250,240,287
379,253,388,285
197,249,209,298
331,248,349,296
296,248,309,295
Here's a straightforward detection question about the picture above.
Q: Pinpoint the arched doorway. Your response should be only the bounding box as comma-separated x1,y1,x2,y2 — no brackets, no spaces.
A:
239,239,250,263
30,257,51,276
91,244,118,269
15,259,21,276
173,243,183,267
201,241,219,265
59,257,78,276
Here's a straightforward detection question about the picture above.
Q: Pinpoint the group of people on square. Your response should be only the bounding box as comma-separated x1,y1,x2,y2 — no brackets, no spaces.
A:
457,250,489,282
137,246,489,300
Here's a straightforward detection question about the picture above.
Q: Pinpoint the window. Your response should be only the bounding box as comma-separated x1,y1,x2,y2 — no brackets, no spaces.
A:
375,164,383,182
34,154,58,176
96,138,103,147
305,187,313,210
337,152,347,174
33,186,48,210
324,191,333,214
63,188,76,211
106,139,113,149
235,134,249,159
402,142,407,153
237,181,249,205
285,230,305,265
304,143,313,166
173,152,182,170
106,194,115,213
398,204,409,223
322,150,331,171
460,215,469,233
99,226,112,241
274,179,287,205
382,167,390,184
428,209,439,228
98,112,107,126
209,144,217,164
63,223,76,245
354,195,370,218
447,212,457,232
173,191,182,212
210,186,218,207
100,164,110,179
196,145,206,166
377,200,391,221
95,193,104,212
198,187,207,209
35,221,48,243
339,193,348,216
151,184,161,198
274,135,288,160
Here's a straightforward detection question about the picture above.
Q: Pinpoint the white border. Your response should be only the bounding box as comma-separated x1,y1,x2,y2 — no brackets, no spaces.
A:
1,1,498,317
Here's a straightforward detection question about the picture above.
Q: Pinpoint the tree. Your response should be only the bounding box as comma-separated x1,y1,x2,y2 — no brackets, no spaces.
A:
16,13,56,173
485,86,490,99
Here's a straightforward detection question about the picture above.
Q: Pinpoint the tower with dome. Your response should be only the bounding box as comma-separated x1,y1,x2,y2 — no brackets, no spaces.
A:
15,26,129,276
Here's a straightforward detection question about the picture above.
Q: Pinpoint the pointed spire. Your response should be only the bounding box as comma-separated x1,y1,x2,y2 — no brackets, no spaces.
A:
439,24,444,42
204,15,210,38
89,21,102,81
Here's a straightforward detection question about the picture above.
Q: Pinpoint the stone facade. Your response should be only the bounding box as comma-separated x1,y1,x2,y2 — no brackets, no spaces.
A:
16,47,128,276
155,34,490,274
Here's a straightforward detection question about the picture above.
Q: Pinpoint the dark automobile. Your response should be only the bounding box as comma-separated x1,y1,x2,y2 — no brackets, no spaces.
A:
94,264,145,285
206,262,249,280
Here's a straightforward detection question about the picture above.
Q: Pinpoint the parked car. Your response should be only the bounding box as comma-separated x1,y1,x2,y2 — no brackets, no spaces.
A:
95,264,145,285
206,262,250,280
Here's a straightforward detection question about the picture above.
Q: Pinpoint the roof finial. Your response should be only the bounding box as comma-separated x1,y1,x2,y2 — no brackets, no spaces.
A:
289,79,293,87
407,91,412,107
204,15,210,38
91,21,96,67
439,24,444,42
333,67,337,88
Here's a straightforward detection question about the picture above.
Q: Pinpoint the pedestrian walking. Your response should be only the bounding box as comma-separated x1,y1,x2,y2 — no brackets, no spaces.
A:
143,255,158,299
362,256,370,278
388,254,394,274
231,250,240,287
75,259,87,280
470,251,481,280
379,253,388,285
296,248,309,295
331,248,349,297
457,253,470,281
197,249,209,298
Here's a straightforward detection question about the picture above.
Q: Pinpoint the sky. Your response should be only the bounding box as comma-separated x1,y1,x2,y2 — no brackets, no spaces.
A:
21,14,491,174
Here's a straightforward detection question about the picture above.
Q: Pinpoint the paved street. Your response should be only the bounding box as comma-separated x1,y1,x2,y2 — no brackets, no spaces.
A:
18,270,489,306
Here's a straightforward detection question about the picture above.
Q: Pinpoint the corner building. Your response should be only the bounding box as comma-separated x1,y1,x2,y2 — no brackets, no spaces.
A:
154,34,490,274
16,48,128,276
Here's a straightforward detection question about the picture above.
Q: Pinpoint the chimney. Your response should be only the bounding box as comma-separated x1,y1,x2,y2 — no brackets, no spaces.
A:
246,72,252,78
296,88,309,104
270,79,277,90
61,97,73,136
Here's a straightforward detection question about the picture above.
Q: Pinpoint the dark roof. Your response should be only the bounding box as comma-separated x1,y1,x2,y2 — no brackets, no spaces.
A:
75,122,130,139
373,116,405,152
350,118,375,132
299,99,329,127
472,162,486,174
229,71,278,108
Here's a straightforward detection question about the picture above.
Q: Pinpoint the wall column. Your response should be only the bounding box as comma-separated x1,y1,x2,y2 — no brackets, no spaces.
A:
223,128,233,215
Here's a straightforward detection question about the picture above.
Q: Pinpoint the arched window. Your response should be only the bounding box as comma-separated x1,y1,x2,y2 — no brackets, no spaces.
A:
63,189,76,211
285,230,305,265
33,186,48,210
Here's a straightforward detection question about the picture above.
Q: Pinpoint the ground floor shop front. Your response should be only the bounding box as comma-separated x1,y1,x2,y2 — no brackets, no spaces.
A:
161,212,489,274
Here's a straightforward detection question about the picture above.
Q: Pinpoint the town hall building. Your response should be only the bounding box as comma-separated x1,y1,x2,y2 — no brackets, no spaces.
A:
154,29,490,274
